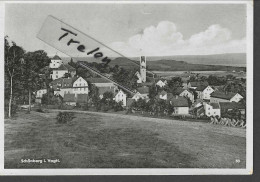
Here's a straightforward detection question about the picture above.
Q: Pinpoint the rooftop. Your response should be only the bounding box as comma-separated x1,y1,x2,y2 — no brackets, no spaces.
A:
87,77,112,84
211,91,237,100
136,86,149,94
219,102,245,110
52,55,62,60
170,96,189,107
209,103,220,109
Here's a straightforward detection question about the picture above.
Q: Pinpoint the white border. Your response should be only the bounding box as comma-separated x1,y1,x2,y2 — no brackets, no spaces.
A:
0,0,253,175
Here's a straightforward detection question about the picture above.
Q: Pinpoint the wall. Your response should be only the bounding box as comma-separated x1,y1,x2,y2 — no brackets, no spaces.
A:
36,89,47,98
51,70,68,80
115,91,126,106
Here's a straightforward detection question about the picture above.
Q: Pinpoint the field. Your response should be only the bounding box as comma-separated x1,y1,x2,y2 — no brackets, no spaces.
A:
5,110,246,168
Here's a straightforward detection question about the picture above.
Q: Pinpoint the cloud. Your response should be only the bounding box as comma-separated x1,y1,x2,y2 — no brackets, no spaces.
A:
108,21,246,57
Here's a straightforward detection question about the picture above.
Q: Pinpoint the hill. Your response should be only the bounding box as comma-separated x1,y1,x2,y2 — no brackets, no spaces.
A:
60,53,246,72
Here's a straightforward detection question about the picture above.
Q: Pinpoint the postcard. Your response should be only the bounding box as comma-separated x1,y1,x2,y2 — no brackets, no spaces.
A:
0,0,253,175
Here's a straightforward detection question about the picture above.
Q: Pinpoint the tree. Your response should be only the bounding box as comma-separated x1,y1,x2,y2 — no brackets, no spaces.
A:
22,50,50,112
5,37,25,118
165,77,183,94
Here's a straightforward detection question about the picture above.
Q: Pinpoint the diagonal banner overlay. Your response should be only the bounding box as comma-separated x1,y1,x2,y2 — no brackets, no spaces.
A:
37,15,150,95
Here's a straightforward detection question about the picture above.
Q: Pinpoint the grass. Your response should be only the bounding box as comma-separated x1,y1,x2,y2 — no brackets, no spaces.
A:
5,110,246,168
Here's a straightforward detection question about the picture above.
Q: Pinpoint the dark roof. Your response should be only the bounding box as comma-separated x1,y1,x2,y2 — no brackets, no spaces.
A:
137,82,154,87
170,96,189,107
196,85,208,91
219,102,245,110
87,77,112,84
211,91,237,100
126,98,135,107
76,94,88,103
52,55,61,60
136,86,149,94
64,64,76,71
174,88,185,95
98,87,115,95
210,103,220,109
189,81,208,87
50,77,78,88
64,94,76,102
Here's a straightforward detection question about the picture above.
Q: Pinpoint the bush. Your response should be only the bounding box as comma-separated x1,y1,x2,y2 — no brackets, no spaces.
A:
56,112,75,124
36,108,45,113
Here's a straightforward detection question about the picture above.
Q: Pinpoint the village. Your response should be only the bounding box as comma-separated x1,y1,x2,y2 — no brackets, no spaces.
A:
32,54,246,128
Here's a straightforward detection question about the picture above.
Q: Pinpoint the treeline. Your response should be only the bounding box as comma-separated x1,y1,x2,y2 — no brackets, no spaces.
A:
5,36,51,118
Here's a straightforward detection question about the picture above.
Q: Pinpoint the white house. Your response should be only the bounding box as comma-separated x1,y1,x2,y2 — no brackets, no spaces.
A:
156,79,167,88
135,86,149,100
210,91,243,103
35,89,47,99
49,55,63,69
175,88,194,103
72,77,89,95
50,64,76,80
157,90,173,101
170,96,189,115
114,90,127,106
204,102,221,117
196,85,214,100
50,76,88,98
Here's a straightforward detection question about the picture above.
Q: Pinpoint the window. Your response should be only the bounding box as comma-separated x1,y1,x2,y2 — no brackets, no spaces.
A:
56,71,58,74
208,112,210,115
56,75,58,78
75,84,77,86
208,108,210,110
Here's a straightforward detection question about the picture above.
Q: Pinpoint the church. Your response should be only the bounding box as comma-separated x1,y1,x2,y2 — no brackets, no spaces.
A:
135,56,147,83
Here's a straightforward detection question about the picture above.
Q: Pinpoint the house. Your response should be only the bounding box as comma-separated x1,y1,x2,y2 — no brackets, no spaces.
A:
35,88,47,99
157,90,173,101
76,94,89,106
156,79,167,88
169,96,189,115
204,103,221,117
63,94,76,106
50,64,76,80
114,90,127,106
49,55,63,69
196,85,214,100
210,91,243,103
35,88,48,103
72,76,89,95
188,81,208,90
219,102,246,115
50,76,88,98
174,88,194,103
98,87,115,99
134,86,149,100
132,92,145,101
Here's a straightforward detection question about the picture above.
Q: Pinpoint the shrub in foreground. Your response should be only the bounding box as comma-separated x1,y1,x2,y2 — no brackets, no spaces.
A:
56,112,75,124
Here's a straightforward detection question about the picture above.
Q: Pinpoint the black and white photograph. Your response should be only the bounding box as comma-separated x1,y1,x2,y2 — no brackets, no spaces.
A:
0,0,253,175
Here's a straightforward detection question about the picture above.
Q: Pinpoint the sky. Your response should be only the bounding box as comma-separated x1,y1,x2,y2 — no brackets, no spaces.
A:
5,3,247,57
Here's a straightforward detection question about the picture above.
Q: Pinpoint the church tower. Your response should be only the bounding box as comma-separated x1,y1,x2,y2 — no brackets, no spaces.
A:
140,56,146,83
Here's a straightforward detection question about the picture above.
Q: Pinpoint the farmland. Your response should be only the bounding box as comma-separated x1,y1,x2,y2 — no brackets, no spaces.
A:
5,110,246,168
